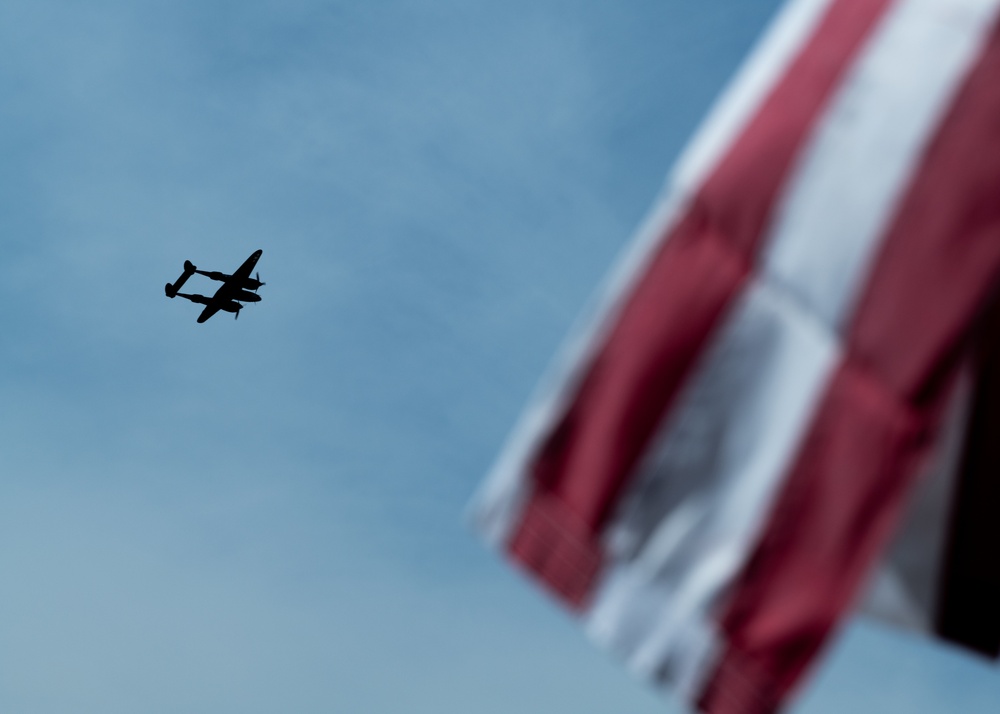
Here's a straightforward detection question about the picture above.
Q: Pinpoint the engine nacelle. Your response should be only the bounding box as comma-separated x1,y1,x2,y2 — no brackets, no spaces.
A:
220,301,242,314
236,289,261,302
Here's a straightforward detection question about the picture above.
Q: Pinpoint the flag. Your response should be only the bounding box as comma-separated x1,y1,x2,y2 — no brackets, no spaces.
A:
470,0,1000,712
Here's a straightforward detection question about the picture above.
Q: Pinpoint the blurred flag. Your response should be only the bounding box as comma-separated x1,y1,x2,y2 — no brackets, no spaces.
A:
471,0,1000,712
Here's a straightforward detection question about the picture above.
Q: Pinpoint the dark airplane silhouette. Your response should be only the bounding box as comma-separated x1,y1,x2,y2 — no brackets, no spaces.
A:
165,249,265,323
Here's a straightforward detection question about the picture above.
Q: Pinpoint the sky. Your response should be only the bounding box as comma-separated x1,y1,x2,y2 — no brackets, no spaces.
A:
0,1,996,712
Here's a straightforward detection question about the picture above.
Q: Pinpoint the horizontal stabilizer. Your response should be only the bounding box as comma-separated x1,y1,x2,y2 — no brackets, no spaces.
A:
166,261,197,298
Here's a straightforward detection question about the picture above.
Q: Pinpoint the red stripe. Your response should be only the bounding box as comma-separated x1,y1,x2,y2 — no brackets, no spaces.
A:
848,20,1000,405
506,0,897,608
701,18,1000,713
699,364,928,714
511,218,748,607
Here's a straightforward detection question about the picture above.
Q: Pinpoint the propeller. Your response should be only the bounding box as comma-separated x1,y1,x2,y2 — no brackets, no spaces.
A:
253,272,265,293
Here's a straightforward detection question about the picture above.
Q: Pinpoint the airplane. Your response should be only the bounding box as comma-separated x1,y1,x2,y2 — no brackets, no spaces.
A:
165,249,265,323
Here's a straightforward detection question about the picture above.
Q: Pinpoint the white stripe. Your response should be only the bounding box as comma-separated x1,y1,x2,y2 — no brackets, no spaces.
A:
585,279,838,695
469,0,838,547
764,0,1000,331
582,0,1000,694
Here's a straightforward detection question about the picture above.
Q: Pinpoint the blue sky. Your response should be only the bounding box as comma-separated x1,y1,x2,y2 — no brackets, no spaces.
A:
0,1,996,712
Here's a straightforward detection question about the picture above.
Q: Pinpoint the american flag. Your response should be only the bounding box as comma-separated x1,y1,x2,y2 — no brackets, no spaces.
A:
471,0,1000,712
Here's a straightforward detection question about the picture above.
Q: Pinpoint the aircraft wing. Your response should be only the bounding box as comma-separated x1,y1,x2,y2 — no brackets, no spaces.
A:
197,303,222,323
232,249,263,284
